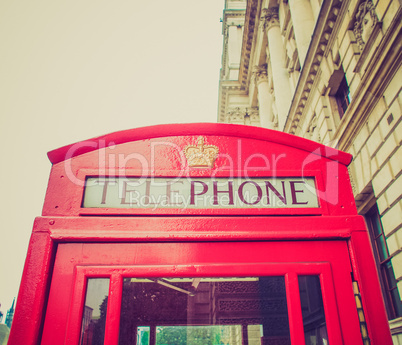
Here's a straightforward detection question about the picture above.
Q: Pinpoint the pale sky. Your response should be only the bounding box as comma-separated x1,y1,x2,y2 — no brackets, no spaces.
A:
0,0,224,317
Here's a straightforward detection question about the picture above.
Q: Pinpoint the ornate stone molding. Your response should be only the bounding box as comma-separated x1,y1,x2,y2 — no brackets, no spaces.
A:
218,82,242,122
221,9,247,85
239,0,260,91
272,102,279,128
306,115,321,142
226,107,259,124
226,107,245,122
252,64,268,85
348,166,357,196
260,7,280,31
354,0,378,50
225,23,244,32
336,8,401,152
284,0,342,134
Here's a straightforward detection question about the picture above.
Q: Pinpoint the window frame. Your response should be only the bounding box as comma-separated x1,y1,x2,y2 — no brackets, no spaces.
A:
335,75,351,119
67,263,341,345
365,205,402,320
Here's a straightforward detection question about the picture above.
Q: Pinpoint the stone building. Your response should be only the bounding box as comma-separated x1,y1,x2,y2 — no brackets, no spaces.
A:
218,0,402,341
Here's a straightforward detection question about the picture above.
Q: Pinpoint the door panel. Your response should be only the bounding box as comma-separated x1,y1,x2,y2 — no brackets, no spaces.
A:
41,242,362,345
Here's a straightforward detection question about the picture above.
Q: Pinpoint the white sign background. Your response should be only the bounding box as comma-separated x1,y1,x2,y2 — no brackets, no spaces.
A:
83,177,319,209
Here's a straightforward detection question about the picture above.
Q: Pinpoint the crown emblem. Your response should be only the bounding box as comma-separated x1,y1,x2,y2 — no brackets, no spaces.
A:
184,136,219,168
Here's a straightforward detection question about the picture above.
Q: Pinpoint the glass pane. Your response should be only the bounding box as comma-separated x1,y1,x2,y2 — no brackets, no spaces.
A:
156,325,241,345
384,261,398,289
376,236,388,262
118,277,291,345
137,326,150,345
383,262,402,317
371,212,383,237
80,278,110,345
390,288,402,318
298,275,329,345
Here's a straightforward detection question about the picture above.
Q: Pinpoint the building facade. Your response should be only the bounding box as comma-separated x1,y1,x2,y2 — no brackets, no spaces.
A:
218,0,402,341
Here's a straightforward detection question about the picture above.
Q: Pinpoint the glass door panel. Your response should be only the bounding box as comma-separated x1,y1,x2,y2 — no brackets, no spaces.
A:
118,277,291,345
79,278,110,345
298,276,329,345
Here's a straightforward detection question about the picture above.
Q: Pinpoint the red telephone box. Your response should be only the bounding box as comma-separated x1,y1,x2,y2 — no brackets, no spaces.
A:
8,123,392,345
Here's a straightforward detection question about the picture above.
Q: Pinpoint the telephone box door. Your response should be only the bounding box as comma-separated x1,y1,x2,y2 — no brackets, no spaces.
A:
41,240,363,345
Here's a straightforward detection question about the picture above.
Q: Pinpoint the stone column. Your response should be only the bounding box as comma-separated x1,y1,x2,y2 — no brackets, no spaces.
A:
288,0,315,66
261,7,291,131
227,24,242,79
253,65,274,129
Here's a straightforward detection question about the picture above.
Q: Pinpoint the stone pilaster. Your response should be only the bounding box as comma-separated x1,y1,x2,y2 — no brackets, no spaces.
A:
306,115,321,142
253,65,274,129
260,7,292,130
227,24,243,79
287,0,315,66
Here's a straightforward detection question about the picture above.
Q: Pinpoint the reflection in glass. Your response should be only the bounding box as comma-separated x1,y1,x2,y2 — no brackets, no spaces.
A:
156,325,241,345
118,277,290,345
80,278,110,345
376,236,388,262
384,262,402,317
136,326,150,345
298,275,329,345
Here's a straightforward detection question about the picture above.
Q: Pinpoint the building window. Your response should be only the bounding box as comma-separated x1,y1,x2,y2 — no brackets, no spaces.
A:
335,75,350,119
365,205,402,319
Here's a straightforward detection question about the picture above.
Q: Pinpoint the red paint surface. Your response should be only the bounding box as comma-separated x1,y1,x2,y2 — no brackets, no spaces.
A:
42,242,354,345
9,124,392,345
43,125,356,217
7,226,55,345
47,123,352,165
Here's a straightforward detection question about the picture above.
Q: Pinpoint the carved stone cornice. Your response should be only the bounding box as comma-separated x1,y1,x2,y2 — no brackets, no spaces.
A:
226,107,259,124
260,7,280,31
306,115,321,142
218,4,248,123
336,9,401,152
217,81,244,122
238,0,260,91
221,9,247,85
224,23,244,31
226,107,244,122
252,64,268,85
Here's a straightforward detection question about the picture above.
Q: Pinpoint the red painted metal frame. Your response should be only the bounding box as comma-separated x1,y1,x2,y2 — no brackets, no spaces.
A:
348,231,394,343
7,230,56,345
42,125,356,218
41,241,359,345
41,215,361,242
65,263,340,345
8,124,393,345
9,216,393,345
47,123,352,165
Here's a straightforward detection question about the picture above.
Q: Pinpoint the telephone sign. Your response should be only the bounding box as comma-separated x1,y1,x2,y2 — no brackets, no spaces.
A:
83,177,319,209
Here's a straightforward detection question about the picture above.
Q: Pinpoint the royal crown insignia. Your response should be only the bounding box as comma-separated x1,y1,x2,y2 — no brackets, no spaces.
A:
184,136,219,168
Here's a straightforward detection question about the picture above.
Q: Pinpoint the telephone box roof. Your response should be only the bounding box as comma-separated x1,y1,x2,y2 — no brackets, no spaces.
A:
47,123,352,166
